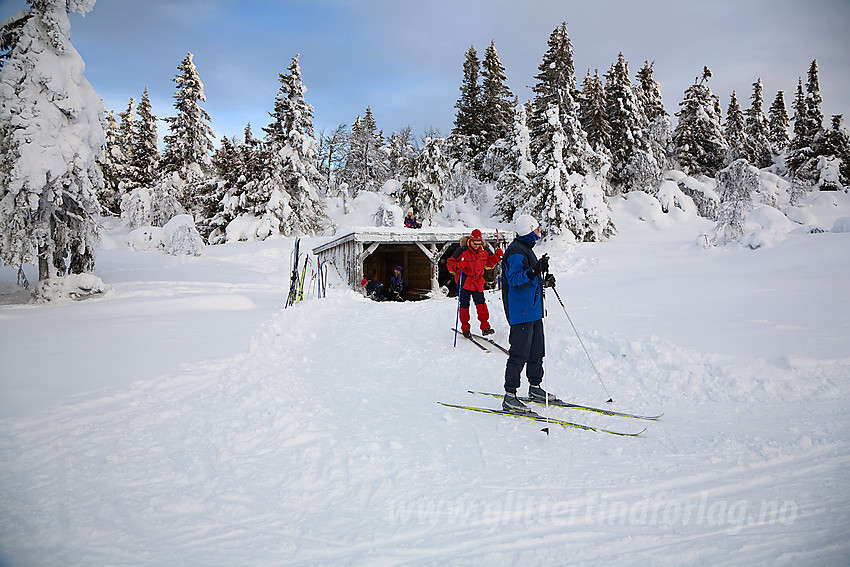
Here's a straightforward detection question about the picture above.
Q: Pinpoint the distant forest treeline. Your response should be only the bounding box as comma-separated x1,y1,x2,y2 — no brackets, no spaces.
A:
1,6,848,290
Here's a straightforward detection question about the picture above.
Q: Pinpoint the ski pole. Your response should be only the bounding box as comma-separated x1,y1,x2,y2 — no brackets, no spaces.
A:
550,285,614,403
453,270,464,348
495,229,502,291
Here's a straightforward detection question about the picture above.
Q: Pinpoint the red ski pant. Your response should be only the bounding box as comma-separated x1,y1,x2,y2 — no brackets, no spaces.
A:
458,289,491,332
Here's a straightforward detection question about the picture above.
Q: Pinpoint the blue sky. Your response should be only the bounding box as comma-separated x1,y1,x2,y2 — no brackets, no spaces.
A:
2,0,849,145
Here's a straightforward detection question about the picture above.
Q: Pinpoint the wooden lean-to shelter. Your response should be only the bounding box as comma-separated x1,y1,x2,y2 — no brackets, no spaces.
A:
312,228,509,300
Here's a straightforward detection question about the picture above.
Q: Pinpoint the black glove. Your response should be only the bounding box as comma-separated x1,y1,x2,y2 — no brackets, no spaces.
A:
543,274,556,288
539,254,550,274
531,254,549,277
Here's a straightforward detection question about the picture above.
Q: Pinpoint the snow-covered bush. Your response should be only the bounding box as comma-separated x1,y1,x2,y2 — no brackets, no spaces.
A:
127,215,204,255
676,175,720,220
223,213,278,243
715,159,759,245
121,173,186,229
163,215,204,256
655,179,695,214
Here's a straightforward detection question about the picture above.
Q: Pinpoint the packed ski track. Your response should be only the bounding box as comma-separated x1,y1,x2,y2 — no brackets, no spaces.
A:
2,196,850,565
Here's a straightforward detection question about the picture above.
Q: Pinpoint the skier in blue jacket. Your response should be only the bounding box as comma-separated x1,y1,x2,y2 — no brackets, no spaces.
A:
500,214,558,413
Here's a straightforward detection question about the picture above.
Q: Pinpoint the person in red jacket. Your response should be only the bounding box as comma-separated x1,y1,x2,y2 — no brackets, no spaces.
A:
447,229,503,337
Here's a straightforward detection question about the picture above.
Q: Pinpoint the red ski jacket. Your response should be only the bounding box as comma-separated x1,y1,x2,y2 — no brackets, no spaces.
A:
447,237,503,292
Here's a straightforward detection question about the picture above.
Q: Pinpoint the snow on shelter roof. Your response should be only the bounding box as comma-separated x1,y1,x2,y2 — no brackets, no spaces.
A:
311,227,509,254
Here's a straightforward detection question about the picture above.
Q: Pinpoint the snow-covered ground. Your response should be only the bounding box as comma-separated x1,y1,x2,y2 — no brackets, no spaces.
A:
2,190,850,566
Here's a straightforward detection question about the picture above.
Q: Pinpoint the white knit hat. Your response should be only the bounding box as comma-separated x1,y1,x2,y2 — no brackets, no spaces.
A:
514,214,539,237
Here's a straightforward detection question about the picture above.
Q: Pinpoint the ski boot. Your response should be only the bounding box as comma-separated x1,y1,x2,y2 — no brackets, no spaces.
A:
481,327,495,336
529,384,560,403
502,392,532,413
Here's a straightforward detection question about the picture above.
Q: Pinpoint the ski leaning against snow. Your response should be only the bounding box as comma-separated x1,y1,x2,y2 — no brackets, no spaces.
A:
437,402,646,437
469,391,663,421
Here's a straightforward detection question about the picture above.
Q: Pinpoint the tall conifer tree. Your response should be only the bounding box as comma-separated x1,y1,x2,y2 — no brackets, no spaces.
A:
604,52,658,193
579,68,610,154
452,45,484,161
635,60,674,172
343,107,388,195
99,110,124,215
133,88,159,189
261,54,330,235
0,0,103,288
117,97,137,188
480,41,514,153
787,60,826,186
724,91,746,164
495,102,535,222
743,78,773,168
768,90,791,156
162,53,215,178
529,22,599,176
672,67,727,176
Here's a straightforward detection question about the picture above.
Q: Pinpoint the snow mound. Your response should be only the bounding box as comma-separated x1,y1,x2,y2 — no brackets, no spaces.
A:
782,205,818,226
740,205,797,249
620,190,666,227
32,273,107,303
831,217,850,233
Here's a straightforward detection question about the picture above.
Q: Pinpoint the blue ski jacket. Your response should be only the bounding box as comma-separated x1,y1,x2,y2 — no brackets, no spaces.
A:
500,237,543,325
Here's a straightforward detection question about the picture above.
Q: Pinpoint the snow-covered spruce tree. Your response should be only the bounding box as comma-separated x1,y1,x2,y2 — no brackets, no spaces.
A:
161,52,215,218
132,87,159,190
635,61,675,173
743,78,773,169
121,176,184,230
527,105,613,241
0,0,104,290
396,137,449,225
206,134,242,242
804,59,824,145
262,54,330,235
317,123,349,195
579,68,610,155
479,40,514,179
786,78,812,185
451,44,484,166
341,107,387,196
724,91,746,164
768,90,791,160
386,127,415,183
822,115,850,188
604,52,659,194
528,22,602,177
788,80,821,204
117,97,137,187
210,135,241,199
787,61,827,192
208,126,265,242
672,67,727,177
523,23,611,239
495,102,535,222
714,158,758,245
99,109,124,214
